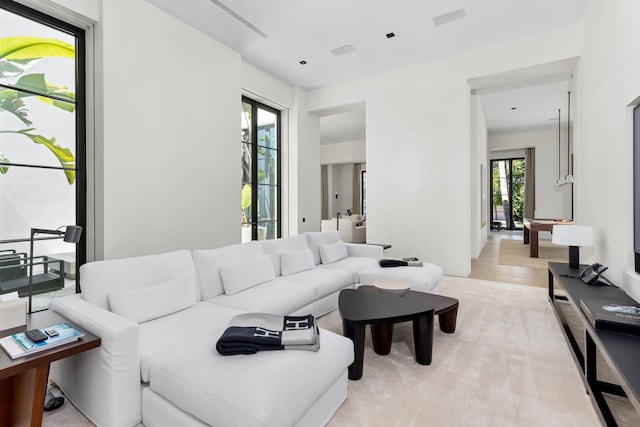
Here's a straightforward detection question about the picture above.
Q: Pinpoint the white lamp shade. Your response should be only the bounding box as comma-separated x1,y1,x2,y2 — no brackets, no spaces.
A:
551,224,595,247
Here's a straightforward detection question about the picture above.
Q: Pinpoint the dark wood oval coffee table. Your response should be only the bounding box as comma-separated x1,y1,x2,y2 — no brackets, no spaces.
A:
338,286,459,380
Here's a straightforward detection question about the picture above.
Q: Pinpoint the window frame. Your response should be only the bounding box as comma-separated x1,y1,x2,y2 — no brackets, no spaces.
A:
0,0,86,288
242,95,281,240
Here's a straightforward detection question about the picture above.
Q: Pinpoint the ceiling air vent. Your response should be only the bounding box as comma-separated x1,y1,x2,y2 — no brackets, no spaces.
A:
432,8,466,27
208,0,268,38
330,44,356,57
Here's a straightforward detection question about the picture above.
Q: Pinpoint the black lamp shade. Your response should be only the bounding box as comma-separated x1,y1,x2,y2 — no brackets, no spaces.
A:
63,225,83,243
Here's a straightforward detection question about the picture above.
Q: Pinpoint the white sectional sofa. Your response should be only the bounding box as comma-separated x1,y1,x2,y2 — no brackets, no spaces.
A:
48,231,442,427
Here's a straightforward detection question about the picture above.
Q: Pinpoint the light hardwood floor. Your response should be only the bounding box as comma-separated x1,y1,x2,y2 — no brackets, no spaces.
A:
469,229,549,288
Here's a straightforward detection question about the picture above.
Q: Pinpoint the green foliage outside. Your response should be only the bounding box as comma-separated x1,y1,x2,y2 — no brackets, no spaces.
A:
0,36,76,184
491,159,525,225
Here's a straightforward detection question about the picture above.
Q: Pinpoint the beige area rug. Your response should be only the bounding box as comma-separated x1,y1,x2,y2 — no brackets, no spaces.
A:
44,277,601,427
322,276,600,427
498,238,568,269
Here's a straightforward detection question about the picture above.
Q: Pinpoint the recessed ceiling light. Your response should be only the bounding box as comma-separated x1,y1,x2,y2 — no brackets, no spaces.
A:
299,60,307,65
386,32,395,39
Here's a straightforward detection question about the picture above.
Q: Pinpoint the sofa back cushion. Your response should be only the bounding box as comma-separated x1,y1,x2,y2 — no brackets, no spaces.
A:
192,241,264,300
108,278,196,323
260,235,309,276
280,248,315,276
319,240,348,264
219,255,276,295
80,250,200,311
304,230,341,265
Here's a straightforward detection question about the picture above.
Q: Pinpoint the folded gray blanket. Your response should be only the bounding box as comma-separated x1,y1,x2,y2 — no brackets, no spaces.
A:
216,313,320,355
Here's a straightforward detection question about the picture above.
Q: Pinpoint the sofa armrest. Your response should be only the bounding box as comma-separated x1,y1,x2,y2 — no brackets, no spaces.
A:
345,243,383,259
49,295,142,427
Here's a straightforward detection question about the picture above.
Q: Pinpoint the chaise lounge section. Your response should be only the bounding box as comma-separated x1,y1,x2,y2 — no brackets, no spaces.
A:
49,231,442,426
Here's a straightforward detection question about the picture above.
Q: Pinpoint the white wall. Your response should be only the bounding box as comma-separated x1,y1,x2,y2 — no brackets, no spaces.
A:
577,1,640,300
307,25,582,276
331,163,354,215
470,94,488,258
489,129,573,221
95,0,243,259
290,88,321,234
320,140,365,165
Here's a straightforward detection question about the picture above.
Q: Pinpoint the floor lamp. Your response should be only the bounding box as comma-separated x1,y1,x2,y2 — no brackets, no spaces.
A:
27,225,82,412
28,225,82,314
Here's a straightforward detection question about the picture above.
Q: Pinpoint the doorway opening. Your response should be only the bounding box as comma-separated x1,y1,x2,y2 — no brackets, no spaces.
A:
490,158,525,230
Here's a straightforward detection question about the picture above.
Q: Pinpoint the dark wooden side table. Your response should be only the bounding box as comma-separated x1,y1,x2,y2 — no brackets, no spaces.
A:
548,262,640,426
0,310,100,427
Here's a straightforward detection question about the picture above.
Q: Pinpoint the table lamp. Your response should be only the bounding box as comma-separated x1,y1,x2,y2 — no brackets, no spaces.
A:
551,224,595,269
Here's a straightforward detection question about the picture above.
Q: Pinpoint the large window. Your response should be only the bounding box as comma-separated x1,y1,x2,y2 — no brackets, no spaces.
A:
0,1,85,310
241,97,280,241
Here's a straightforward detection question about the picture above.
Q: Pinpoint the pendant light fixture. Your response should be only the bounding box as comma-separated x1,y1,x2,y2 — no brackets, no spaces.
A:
556,91,574,186
563,91,574,184
556,108,563,186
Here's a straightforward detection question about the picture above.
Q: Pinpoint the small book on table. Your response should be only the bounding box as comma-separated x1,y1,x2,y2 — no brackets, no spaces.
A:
580,297,640,336
0,322,84,359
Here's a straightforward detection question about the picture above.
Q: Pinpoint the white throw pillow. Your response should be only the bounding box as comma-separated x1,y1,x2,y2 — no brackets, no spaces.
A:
108,279,196,324
220,255,276,295
319,241,348,264
280,249,315,276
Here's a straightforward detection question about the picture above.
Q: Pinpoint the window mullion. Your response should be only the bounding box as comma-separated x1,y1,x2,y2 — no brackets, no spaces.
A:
251,103,259,240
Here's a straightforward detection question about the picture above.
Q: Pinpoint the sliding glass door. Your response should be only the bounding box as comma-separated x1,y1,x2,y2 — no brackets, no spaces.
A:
490,158,525,230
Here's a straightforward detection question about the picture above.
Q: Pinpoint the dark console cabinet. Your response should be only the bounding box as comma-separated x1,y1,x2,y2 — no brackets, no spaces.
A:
548,262,640,426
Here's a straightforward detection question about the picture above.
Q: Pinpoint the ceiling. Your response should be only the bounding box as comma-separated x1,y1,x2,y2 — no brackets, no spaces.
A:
147,0,589,138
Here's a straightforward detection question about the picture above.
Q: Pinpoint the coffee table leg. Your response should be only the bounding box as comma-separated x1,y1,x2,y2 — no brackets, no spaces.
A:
371,323,393,355
413,311,434,365
439,303,459,333
343,319,365,380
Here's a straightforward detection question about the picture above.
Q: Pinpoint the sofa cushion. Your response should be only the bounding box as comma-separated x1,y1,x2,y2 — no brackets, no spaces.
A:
260,235,309,276
138,302,245,382
193,241,264,300
304,230,341,265
147,328,354,427
81,250,200,310
220,255,275,295
359,263,444,293
318,256,380,283
281,248,315,276
108,278,197,324
207,278,315,315
319,241,348,264
279,268,353,300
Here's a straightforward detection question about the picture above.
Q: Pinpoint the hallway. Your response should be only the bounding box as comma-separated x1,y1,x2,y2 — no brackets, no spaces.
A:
469,230,549,288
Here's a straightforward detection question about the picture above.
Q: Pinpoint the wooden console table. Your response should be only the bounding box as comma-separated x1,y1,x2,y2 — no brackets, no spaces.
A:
0,310,100,427
548,262,640,426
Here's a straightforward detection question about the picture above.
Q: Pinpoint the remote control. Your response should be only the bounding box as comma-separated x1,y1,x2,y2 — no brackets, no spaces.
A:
25,329,48,342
